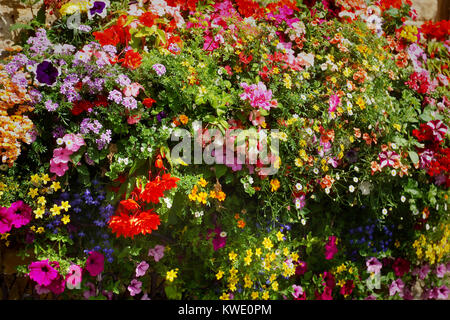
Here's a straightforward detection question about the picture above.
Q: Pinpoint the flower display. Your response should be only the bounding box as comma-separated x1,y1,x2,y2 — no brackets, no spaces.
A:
0,0,448,301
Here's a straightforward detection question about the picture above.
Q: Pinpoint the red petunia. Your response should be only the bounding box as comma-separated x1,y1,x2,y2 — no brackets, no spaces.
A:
121,50,142,70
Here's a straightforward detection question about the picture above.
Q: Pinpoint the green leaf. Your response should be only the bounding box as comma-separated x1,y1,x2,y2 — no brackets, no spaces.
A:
10,23,34,32
408,151,419,164
165,284,182,300
214,164,227,179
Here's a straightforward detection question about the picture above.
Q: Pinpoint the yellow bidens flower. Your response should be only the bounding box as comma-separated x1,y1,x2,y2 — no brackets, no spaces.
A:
61,215,71,225
34,207,45,219
219,292,230,300
263,237,273,250
50,204,61,216
198,178,208,187
216,270,224,280
276,231,284,242
60,201,71,212
50,181,61,192
28,188,39,198
270,179,280,192
229,251,238,262
166,269,178,282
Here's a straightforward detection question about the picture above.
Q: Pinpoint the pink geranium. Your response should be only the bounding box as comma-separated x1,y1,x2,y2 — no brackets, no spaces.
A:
29,259,59,287
324,235,338,260
85,251,104,277
240,82,278,111
63,133,85,152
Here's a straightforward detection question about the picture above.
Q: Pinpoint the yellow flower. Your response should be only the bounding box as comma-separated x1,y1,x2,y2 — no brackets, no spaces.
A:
291,252,299,261
228,282,237,291
295,158,303,167
60,201,71,212
198,178,208,187
30,174,41,186
229,251,237,262
37,196,46,206
51,181,61,192
36,227,44,234
1,233,10,240
28,188,39,198
50,204,61,216
179,115,189,125
262,237,273,250
270,179,280,192
262,291,270,300
244,255,252,266
166,269,178,282
61,214,70,225
276,231,284,242
40,174,50,185
219,292,230,300
197,192,208,204
251,291,259,300
255,248,262,256
216,270,224,280
34,207,45,219
271,281,279,291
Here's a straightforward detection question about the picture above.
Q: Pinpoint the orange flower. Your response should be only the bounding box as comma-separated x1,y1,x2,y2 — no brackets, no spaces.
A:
121,50,142,70
179,114,189,125
353,128,361,138
237,220,246,229
143,98,156,108
371,161,381,175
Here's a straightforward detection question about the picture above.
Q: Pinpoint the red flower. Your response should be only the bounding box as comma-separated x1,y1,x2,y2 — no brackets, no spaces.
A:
71,100,94,116
143,98,156,108
392,257,410,277
121,50,142,70
139,12,157,28
421,20,450,42
340,280,355,297
93,16,130,47
108,209,160,238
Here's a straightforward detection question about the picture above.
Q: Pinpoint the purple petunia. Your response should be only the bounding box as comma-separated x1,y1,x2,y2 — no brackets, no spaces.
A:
35,60,59,86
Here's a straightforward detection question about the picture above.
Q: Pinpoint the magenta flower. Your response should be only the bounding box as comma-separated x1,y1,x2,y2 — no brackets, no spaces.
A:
378,150,400,168
328,94,340,115
207,227,227,251
8,200,32,229
52,148,73,164
0,206,14,234
434,285,449,300
148,245,165,262
435,263,447,278
324,235,338,260
136,261,149,277
63,133,85,152
66,264,83,289
295,260,307,276
366,257,382,275
239,82,278,111
418,264,430,280
292,284,304,299
47,275,66,295
83,282,96,299
29,259,59,286
389,279,404,297
85,251,104,277
128,279,142,296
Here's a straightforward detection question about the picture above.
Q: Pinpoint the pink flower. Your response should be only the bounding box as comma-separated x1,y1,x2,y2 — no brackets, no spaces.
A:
47,275,66,295
295,260,307,275
123,82,144,97
239,82,278,111
127,114,141,124
50,158,69,177
128,279,142,296
292,284,305,300
66,264,83,289
324,235,338,260
366,257,382,275
389,279,404,297
52,148,73,164
8,200,32,228
378,150,399,168
249,110,265,126
83,282,96,299
206,227,227,251
63,133,85,152
148,245,165,262
434,285,449,300
0,207,14,234
29,259,59,286
136,261,149,277
141,292,151,300
85,251,104,277
35,284,51,295
427,120,447,142
328,94,340,115
435,263,447,278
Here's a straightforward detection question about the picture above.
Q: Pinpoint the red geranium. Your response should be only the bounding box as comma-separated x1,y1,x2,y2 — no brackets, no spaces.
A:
139,11,157,28
421,20,450,42
71,100,94,116
121,50,143,70
108,209,161,238
93,15,130,47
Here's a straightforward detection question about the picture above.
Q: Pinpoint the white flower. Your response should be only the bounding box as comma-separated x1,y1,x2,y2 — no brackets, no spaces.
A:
306,128,313,135
391,143,397,149
220,231,227,238
313,168,319,174
194,210,204,218
401,196,406,203
359,181,372,195
301,218,306,225
349,185,355,193
353,177,359,183
335,173,340,180
56,138,64,145
382,208,388,215
164,197,172,209
354,166,359,172
391,169,397,176
248,176,254,184
301,94,306,100
295,183,303,191
325,188,331,194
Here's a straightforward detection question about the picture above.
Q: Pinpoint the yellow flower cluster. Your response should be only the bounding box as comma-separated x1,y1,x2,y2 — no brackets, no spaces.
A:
188,178,226,204
0,67,35,167
60,0,91,16
412,226,450,265
400,25,418,43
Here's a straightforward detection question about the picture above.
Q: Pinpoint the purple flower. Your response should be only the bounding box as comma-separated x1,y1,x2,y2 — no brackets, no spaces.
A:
434,285,449,300
292,284,304,299
152,63,166,76
8,200,32,228
389,279,404,297
417,264,430,280
27,28,52,56
122,96,137,110
116,74,131,87
29,88,42,104
11,71,28,88
88,0,109,19
83,282,96,299
45,100,59,112
35,60,59,86
207,227,226,251
78,25,92,32
435,264,447,278
135,261,149,277
128,279,142,296
148,245,165,262
108,90,123,104
156,111,167,122
366,257,382,275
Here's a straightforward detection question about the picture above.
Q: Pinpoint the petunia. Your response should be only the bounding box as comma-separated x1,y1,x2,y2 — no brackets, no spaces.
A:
85,251,104,277
148,245,165,262
389,279,404,297
135,261,149,277
366,257,382,275
88,0,110,19
435,264,447,278
324,235,338,260
50,158,69,177
83,282,96,299
8,201,32,229
35,60,59,86
128,279,142,296
28,260,59,287
0,207,14,234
